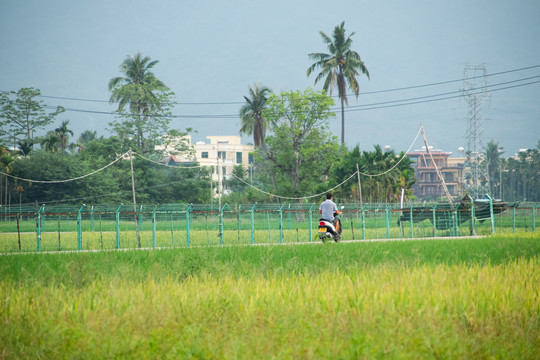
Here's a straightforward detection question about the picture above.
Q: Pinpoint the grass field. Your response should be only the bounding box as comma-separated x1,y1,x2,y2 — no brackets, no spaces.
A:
0,234,539,359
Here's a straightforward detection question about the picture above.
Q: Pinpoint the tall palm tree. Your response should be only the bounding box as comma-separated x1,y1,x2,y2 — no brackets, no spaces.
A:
109,52,169,152
108,52,167,114
239,84,272,149
108,52,167,128
307,21,369,146
55,120,73,153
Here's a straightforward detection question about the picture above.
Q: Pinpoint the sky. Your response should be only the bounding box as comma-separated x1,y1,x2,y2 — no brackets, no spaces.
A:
1,0,539,157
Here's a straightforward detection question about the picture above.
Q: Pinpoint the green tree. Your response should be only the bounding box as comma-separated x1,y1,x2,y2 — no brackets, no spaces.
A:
484,140,503,197
239,84,272,149
40,131,61,153
55,120,74,153
255,89,338,199
12,151,98,205
72,130,101,153
0,88,65,147
0,146,15,206
16,140,34,156
307,21,369,146
108,52,176,154
78,130,99,144
329,145,415,203
494,141,539,202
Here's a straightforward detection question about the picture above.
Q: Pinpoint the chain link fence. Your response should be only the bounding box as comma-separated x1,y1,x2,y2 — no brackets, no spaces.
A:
0,200,536,253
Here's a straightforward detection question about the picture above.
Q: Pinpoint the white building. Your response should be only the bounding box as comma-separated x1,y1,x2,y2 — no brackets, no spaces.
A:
156,135,255,194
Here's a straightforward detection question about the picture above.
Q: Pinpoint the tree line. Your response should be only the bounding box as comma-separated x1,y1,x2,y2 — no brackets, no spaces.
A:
1,22,537,207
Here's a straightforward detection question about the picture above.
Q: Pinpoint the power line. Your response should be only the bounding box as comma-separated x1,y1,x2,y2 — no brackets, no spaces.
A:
344,79,540,113
42,76,540,119
344,76,540,112
227,126,423,200
0,152,127,183
353,64,540,95
24,63,540,105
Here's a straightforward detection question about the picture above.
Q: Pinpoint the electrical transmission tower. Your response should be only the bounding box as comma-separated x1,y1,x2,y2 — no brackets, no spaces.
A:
462,63,490,199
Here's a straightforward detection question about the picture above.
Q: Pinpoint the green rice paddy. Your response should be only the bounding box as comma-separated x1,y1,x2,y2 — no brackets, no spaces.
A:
1,234,538,359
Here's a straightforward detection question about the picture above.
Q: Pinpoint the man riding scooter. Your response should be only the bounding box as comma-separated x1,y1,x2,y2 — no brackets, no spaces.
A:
319,193,342,241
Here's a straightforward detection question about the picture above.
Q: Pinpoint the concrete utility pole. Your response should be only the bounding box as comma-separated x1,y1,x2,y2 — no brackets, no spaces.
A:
129,149,141,248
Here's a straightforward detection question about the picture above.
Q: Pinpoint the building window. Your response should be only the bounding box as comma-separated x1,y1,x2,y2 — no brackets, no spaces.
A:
201,152,209,159
218,151,226,160
236,152,242,164
248,154,254,164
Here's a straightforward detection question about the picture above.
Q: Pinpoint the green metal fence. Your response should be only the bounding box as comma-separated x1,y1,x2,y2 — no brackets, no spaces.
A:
0,200,537,253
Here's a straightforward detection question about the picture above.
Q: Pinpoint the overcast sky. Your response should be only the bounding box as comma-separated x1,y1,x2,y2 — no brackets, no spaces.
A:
1,0,539,156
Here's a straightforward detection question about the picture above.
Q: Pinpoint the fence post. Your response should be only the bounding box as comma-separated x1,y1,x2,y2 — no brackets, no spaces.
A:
287,204,291,230
170,213,174,247
152,206,157,248
409,204,414,238
250,203,256,245
511,202,518,233
453,203,460,236
432,203,438,237
385,205,390,239
279,205,284,244
486,194,495,234
533,204,536,232
362,204,367,240
186,204,192,246
467,194,476,235
238,204,242,231
309,204,314,242
77,204,86,251
115,204,122,249
139,205,144,232
36,205,44,252
219,205,226,245
90,205,94,231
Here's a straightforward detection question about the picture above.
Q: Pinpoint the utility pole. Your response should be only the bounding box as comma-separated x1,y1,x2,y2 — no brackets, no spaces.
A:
129,149,141,248
356,163,363,206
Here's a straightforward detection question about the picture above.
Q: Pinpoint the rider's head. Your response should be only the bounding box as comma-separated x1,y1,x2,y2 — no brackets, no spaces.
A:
326,193,332,200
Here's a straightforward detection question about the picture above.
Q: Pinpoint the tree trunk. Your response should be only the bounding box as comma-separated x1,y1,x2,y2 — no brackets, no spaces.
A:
341,97,345,146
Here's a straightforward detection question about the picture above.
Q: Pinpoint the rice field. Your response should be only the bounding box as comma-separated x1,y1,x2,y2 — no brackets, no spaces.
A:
0,234,539,359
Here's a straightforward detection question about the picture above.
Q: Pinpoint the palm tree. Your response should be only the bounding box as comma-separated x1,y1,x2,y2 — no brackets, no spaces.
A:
307,21,369,146
78,130,98,144
109,52,169,152
16,140,33,156
239,84,272,149
55,120,73,153
40,131,61,153
109,52,167,114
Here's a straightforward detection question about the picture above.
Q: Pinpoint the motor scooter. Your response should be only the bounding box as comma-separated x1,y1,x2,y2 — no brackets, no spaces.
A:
318,207,343,242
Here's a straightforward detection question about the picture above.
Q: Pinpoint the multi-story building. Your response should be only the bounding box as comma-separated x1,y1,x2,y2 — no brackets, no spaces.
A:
156,135,255,194
407,147,466,201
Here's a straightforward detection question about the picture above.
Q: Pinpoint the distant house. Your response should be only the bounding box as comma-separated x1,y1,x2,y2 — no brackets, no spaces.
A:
407,147,465,201
156,135,255,194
